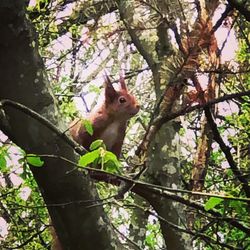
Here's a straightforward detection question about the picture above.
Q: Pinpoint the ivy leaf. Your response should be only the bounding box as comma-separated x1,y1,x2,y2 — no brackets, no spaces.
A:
204,197,223,211
82,119,93,136
26,154,44,167
78,149,100,167
90,140,104,151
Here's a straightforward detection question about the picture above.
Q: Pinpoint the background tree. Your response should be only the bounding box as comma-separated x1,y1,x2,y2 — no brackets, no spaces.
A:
0,0,249,250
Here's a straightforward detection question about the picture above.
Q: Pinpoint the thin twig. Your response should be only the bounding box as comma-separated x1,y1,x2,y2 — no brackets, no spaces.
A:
212,4,233,33
0,99,87,155
23,154,250,235
136,89,250,156
3,226,49,249
204,107,250,198
111,222,143,250
122,203,241,250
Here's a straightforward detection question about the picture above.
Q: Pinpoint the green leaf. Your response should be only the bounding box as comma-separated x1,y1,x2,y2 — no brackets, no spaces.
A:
103,151,121,173
0,154,7,171
229,200,245,214
78,149,100,167
88,84,101,94
26,154,44,167
104,161,119,173
103,151,120,165
82,119,93,136
204,197,224,211
90,140,104,151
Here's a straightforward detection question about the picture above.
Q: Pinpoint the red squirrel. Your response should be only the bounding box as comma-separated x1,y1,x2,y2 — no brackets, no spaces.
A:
52,76,139,250
69,75,140,157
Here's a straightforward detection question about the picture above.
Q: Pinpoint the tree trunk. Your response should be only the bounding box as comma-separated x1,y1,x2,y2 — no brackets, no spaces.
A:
117,1,190,248
0,1,122,249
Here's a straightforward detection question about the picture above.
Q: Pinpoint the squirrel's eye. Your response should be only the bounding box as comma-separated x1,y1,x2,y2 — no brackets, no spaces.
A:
118,96,127,104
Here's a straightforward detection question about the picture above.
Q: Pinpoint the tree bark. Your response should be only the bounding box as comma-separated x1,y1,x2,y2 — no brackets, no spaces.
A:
117,1,190,249
0,1,121,249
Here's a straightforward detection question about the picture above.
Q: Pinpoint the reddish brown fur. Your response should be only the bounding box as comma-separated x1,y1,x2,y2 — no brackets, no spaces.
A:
70,76,140,157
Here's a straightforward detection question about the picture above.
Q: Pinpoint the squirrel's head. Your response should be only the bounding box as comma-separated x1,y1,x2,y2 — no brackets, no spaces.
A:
104,75,140,120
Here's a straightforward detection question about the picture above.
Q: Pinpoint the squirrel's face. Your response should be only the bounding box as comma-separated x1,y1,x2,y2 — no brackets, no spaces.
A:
104,76,140,120
105,89,140,119
116,90,140,118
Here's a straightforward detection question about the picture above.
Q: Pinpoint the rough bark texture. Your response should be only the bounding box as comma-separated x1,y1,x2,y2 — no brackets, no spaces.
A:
118,1,189,249
147,124,188,250
0,1,119,249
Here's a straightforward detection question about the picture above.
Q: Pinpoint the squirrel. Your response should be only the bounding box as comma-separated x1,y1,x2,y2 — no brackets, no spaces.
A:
52,75,139,250
69,75,140,157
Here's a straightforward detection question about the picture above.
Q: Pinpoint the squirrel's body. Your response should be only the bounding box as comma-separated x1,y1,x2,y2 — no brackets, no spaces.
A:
70,75,139,157
52,75,139,250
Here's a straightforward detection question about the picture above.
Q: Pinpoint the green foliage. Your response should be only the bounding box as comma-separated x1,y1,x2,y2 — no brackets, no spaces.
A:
0,145,51,249
26,154,44,167
1,1,248,249
237,39,250,63
210,149,223,165
0,146,8,172
204,197,224,211
78,140,121,173
102,151,121,173
52,77,77,121
59,101,77,120
223,98,250,181
78,149,100,167
145,219,162,249
180,26,250,248
89,139,105,150
88,84,101,95
82,119,94,136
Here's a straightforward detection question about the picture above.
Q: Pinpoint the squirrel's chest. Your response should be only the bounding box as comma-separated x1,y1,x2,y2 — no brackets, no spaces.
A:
99,121,121,150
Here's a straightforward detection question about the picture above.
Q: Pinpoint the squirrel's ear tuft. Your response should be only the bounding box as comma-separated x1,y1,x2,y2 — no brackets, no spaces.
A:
119,73,127,91
103,74,117,103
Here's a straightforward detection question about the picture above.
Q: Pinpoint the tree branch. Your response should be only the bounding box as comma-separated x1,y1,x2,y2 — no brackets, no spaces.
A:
1,96,250,234
212,4,233,33
137,89,250,156
204,107,250,198
3,226,49,250
123,203,241,250
117,1,156,71
0,99,87,155
32,154,250,235
227,0,250,21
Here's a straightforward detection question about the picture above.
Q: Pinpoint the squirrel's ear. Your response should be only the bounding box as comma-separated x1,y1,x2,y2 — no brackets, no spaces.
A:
119,73,127,91
103,74,117,103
